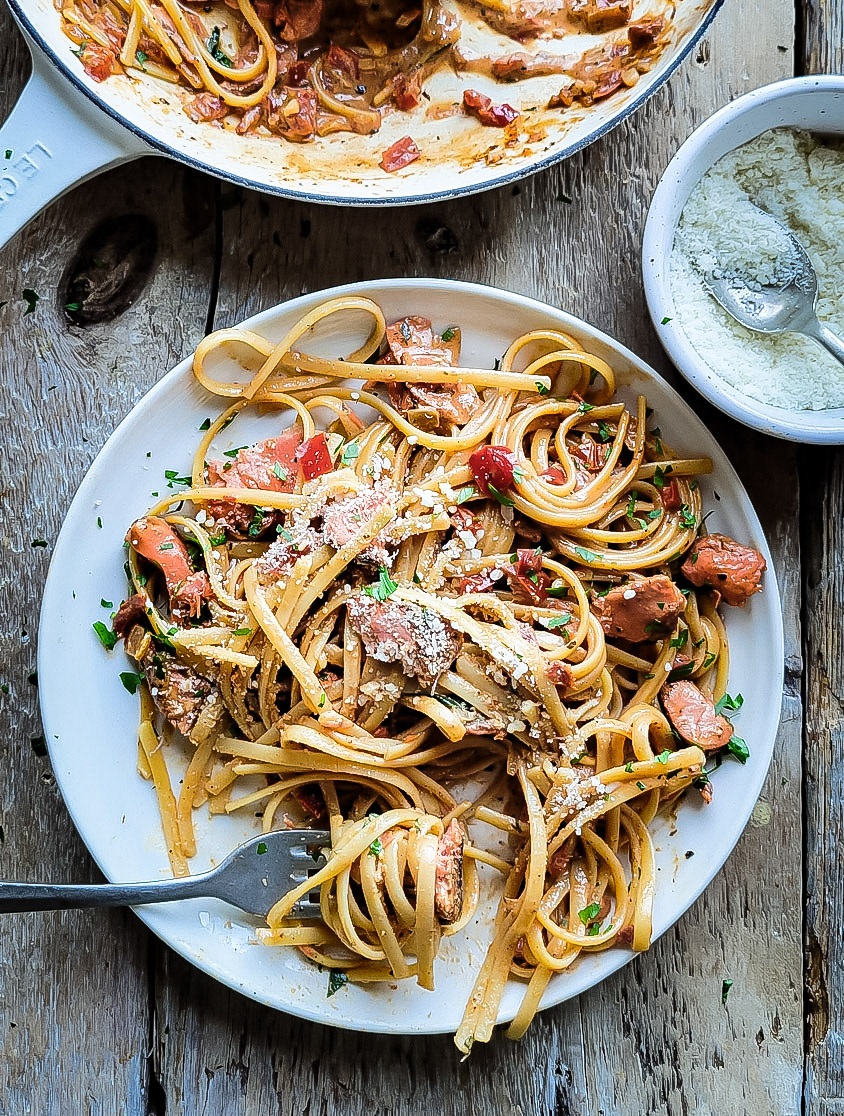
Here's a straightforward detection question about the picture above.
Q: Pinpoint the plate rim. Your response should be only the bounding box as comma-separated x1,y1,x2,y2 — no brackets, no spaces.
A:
37,277,785,1033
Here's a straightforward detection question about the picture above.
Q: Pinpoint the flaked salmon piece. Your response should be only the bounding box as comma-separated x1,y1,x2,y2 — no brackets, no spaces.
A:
126,516,211,621
113,593,147,638
434,819,464,924
383,316,460,367
661,680,733,752
590,575,686,642
346,593,461,687
207,431,302,494
125,624,223,741
322,485,393,566
205,430,302,539
681,533,766,607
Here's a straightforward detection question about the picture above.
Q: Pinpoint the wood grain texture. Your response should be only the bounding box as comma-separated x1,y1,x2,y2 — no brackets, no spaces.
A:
800,13,842,1116
803,0,844,74
0,11,217,1110
803,448,844,1116
0,0,813,1110
150,2,803,1115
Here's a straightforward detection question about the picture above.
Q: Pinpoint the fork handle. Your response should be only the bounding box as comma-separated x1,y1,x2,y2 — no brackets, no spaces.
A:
0,875,213,912
806,321,844,368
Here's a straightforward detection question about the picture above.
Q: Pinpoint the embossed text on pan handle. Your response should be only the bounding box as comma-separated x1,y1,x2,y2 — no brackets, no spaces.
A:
0,37,147,252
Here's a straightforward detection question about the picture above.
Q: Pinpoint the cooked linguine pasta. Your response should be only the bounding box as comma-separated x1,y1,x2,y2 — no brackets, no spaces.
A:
109,294,765,1050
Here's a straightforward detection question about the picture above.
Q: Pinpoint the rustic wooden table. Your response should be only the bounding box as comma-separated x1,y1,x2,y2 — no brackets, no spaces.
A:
0,0,841,1111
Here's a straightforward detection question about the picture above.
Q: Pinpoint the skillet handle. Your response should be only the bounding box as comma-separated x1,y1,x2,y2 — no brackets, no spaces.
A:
0,41,147,252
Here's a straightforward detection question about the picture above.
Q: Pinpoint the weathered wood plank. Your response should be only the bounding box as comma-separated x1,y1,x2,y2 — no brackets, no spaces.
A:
803,446,844,1116
800,16,842,1116
0,10,218,1110
153,2,803,1114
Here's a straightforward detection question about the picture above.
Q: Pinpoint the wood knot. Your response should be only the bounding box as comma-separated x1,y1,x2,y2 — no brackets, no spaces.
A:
62,214,158,325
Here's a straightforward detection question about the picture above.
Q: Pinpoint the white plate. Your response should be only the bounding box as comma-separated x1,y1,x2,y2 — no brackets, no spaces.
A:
38,280,784,1035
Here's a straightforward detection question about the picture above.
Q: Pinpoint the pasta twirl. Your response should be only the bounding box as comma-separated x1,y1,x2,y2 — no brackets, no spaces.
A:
108,295,765,1050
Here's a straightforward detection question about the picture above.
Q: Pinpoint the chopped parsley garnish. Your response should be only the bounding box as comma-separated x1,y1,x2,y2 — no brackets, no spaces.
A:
702,651,717,669
340,440,360,466
727,736,750,764
271,462,287,482
3,149,11,160
653,466,666,489
545,614,572,630
247,507,268,538
22,288,39,315
369,838,383,857
206,26,233,66
135,49,148,68
661,316,672,325
232,627,252,637
318,694,326,710
455,486,476,504
100,598,113,609
596,421,612,443
487,482,514,507
365,567,398,602
223,446,247,458
276,526,294,542
656,750,671,764
208,532,227,546
535,380,550,395
198,418,211,431
158,541,175,551
578,903,600,926
65,301,80,312
164,469,191,488
327,970,348,997
624,762,634,773
574,546,599,564
714,692,743,716
256,841,268,855
678,503,697,530
93,621,118,651
670,629,689,650
441,327,456,342
721,978,734,1005
576,401,594,414
119,671,144,694
635,780,647,791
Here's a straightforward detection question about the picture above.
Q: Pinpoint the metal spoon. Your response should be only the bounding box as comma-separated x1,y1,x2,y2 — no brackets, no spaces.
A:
700,203,844,367
0,829,329,917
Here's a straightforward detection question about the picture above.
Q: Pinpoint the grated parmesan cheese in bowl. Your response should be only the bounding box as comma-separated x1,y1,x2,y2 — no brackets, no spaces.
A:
669,128,844,412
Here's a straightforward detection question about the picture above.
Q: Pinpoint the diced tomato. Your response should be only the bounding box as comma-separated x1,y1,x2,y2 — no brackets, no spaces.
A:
393,70,423,110
380,136,421,173
542,463,567,485
459,570,498,593
662,479,682,510
324,44,360,82
504,547,550,604
469,445,519,497
463,89,520,128
296,433,334,480
292,785,326,819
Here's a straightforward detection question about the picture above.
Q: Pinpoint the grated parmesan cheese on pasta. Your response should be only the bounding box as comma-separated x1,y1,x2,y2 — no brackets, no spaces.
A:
669,128,844,411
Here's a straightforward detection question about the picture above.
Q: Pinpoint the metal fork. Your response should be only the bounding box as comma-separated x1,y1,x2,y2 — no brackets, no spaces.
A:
0,830,330,918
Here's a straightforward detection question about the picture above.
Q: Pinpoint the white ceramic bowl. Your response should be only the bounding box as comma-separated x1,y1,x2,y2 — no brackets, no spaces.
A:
642,75,844,444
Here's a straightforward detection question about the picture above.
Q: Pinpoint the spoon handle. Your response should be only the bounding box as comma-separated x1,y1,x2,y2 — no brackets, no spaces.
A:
805,321,844,368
